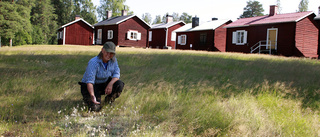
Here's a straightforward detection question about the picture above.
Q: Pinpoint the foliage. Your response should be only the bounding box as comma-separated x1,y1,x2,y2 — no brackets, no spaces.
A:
276,0,282,14
52,0,75,26
31,0,58,45
153,15,162,24
298,0,309,12
0,45,320,136
0,1,33,46
71,0,97,25
240,0,264,18
141,13,152,25
97,0,132,21
180,12,192,23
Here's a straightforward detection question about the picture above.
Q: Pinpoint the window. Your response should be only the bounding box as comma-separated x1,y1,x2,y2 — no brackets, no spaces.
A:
232,30,247,45
178,35,187,45
127,30,141,40
200,33,207,45
149,31,152,41
59,31,63,39
107,30,113,39
97,29,102,40
96,29,102,44
171,32,176,41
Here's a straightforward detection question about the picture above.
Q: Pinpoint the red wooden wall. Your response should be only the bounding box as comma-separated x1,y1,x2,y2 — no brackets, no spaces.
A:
65,21,93,45
149,29,166,48
167,23,185,49
118,16,149,48
295,14,319,58
214,21,231,52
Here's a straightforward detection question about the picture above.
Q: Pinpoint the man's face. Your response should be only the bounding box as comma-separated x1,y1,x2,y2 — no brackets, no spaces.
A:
101,48,115,63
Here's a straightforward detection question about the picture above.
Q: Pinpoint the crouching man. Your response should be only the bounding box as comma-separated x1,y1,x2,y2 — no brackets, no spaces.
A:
78,41,124,111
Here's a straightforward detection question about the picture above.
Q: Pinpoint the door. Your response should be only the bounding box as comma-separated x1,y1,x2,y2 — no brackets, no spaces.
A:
267,28,278,50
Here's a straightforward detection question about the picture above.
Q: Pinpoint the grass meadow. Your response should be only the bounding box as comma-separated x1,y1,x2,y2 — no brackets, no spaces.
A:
0,45,320,136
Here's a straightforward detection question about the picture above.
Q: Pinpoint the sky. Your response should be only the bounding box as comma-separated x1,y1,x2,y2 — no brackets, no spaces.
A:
92,0,319,23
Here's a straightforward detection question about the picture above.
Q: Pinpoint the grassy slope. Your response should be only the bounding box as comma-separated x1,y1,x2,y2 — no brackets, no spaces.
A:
0,45,319,136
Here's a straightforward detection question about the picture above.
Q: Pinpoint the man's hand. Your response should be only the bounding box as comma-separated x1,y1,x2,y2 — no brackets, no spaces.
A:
105,84,112,95
91,95,100,104
105,77,119,95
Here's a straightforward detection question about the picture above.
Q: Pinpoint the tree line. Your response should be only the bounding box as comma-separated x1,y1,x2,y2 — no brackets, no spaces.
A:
0,0,309,47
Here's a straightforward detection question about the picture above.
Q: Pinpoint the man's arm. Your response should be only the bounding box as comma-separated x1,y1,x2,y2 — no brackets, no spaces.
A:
105,77,119,95
87,83,100,104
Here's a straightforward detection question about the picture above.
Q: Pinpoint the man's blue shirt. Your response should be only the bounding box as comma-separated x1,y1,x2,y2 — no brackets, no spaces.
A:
81,56,120,84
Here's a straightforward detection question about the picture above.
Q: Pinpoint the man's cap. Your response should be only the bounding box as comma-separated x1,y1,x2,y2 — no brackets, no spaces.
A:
103,41,116,54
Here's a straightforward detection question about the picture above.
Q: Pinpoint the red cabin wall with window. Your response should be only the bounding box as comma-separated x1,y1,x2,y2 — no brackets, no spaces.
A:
148,29,166,48
167,23,185,49
226,15,319,58
226,23,296,56
118,17,149,48
94,25,118,45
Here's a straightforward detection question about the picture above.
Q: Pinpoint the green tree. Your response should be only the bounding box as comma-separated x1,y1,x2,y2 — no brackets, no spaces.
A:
72,0,97,24
97,0,132,21
172,12,180,21
142,13,152,25
161,12,180,23
240,0,264,18
179,12,192,23
31,0,58,44
153,15,162,24
0,0,33,46
52,0,75,26
298,0,308,12
276,0,282,14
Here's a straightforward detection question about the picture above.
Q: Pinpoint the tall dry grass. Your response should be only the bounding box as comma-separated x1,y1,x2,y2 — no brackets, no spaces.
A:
0,45,319,136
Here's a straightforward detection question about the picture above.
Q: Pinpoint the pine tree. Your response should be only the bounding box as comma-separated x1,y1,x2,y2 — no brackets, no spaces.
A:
52,0,75,26
97,0,132,21
153,15,162,24
240,0,264,18
179,12,192,23
0,0,33,46
298,0,309,12
142,13,152,25
31,0,58,44
276,0,282,14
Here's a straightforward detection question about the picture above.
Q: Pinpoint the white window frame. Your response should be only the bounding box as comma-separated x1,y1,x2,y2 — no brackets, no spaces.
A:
59,31,63,39
171,32,176,41
97,29,102,40
127,30,141,41
149,31,152,41
178,34,187,45
96,29,102,44
107,30,113,40
232,30,247,45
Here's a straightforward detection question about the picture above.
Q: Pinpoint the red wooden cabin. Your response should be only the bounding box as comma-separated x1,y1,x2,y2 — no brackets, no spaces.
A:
57,16,94,45
94,11,150,48
314,6,320,58
174,17,232,51
225,5,319,58
149,15,185,49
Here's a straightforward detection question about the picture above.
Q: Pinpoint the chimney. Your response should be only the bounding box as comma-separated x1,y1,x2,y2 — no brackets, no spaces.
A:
75,15,81,20
192,16,199,28
121,7,127,16
212,18,218,21
166,14,173,23
106,11,112,19
269,5,278,16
